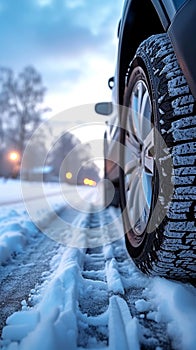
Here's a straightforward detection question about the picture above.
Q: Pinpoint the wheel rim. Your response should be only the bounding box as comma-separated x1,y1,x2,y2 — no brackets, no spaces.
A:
124,77,154,241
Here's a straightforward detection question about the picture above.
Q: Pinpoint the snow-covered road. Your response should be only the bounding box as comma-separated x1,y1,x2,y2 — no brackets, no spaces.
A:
0,180,195,350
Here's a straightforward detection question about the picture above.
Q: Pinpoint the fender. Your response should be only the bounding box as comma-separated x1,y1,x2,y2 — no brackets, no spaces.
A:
117,0,196,106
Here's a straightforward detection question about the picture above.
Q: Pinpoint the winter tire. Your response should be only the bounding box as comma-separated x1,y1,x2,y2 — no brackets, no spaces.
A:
120,34,196,282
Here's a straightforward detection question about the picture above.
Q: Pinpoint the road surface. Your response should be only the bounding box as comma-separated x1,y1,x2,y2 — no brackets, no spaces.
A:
0,184,195,349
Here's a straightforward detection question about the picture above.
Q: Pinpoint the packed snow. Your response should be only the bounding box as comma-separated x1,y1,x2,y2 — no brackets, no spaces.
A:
0,180,196,350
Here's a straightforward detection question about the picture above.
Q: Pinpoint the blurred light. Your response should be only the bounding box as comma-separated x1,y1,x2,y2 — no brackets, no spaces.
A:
83,178,97,186
66,171,73,179
8,151,20,162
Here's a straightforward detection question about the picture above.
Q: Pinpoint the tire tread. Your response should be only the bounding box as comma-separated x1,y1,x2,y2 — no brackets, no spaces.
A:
125,34,196,281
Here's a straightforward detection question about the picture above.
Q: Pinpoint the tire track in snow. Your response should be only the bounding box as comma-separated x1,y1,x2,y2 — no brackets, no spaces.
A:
1,206,175,349
0,233,60,336
77,208,173,349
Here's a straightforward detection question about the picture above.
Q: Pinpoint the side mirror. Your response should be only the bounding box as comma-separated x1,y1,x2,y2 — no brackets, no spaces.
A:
95,102,113,116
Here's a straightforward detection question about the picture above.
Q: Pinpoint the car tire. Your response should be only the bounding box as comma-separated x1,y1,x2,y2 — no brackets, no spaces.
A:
120,33,196,281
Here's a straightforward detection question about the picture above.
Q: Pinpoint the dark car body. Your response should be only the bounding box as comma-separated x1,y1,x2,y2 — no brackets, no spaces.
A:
117,0,196,107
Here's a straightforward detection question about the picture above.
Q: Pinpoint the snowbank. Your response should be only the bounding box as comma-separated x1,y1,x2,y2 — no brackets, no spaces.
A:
0,180,65,265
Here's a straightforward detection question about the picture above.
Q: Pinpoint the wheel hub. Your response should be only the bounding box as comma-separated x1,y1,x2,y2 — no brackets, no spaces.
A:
124,77,154,237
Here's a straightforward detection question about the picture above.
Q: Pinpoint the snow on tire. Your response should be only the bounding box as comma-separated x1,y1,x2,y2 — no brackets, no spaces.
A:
120,33,196,282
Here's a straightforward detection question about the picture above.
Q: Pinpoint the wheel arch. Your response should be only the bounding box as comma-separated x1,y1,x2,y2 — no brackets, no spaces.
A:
117,0,166,106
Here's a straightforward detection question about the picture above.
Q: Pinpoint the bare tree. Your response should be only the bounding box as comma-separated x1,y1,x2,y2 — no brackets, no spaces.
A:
0,65,50,153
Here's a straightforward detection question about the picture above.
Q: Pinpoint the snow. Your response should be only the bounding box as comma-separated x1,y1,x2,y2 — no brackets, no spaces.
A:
0,179,64,265
108,296,140,350
145,278,196,350
0,207,35,265
0,180,196,349
105,258,124,294
0,231,27,264
0,179,61,205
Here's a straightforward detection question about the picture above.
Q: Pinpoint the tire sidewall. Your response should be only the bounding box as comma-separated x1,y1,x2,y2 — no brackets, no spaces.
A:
120,53,169,259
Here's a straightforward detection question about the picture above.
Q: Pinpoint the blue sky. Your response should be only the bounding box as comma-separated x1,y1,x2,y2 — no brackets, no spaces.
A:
0,0,123,114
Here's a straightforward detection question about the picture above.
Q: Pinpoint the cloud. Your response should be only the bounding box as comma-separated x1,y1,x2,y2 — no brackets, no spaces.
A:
0,0,121,62
65,0,85,10
0,0,123,111
36,0,54,7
